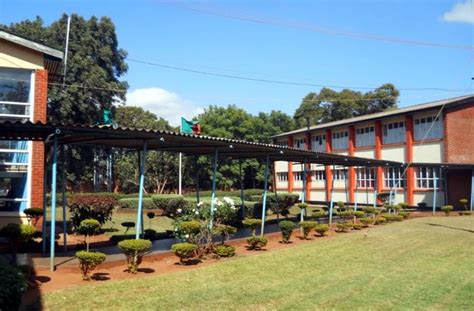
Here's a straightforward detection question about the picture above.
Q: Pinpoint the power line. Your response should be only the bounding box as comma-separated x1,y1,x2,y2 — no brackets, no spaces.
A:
160,1,474,52
127,57,473,92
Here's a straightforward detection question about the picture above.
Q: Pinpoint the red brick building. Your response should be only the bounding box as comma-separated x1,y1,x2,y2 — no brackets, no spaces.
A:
0,30,63,225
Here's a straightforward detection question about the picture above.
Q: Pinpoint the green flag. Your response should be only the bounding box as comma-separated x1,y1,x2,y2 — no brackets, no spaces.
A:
180,117,194,134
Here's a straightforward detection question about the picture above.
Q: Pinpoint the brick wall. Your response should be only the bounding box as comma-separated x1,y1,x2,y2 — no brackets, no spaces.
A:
30,69,48,212
444,102,474,163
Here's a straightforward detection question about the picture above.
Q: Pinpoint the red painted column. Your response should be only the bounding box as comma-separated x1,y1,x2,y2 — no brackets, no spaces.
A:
305,132,312,201
288,136,294,192
348,126,355,203
325,129,332,202
405,115,415,205
375,121,383,198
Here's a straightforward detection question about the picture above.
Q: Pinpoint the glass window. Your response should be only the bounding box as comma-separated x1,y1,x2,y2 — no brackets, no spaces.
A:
415,167,442,189
414,116,443,141
332,131,348,150
0,173,28,211
333,169,347,181
294,138,306,150
355,126,375,147
311,134,326,152
356,168,375,188
310,170,326,181
277,172,288,182
0,67,33,119
383,121,405,144
384,167,406,188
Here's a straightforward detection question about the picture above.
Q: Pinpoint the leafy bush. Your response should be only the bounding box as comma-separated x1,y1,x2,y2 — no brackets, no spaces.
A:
199,197,238,225
242,218,262,235
299,221,317,239
214,245,236,258
374,217,387,225
68,195,117,230
0,262,27,310
398,202,409,210
441,205,454,216
171,242,198,264
337,211,353,219
23,207,43,226
0,223,36,261
180,220,201,236
117,239,152,273
336,221,352,233
279,220,296,243
213,225,237,244
352,223,363,230
78,219,101,251
360,217,374,227
246,235,268,250
183,189,264,200
363,206,376,214
119,198,155,210
314,224,329,236
76,251,106,280
459,199,468,211
353,211,365,218
121,222,135,235
398,211,410,219
152,194,188,216
312,210,327,219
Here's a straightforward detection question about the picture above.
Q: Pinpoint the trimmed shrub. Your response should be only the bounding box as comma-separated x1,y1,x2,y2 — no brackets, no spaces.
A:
460,199,468,211
336,221,352,233
360,217,374,227
398,202,409,210
363,206,376,214
119,198,155,210
146,212,155,229
23,207,43,226
242,218,262,235
353,211,365,218
0,262,27,310
117,239,152,273
279,220,296,243
1,223,36,261
180,220,201,236
121,222,135,235
352,223,363,230
337,211,353,219
300,221,317,239
399,211,410,219
246,235,268,250
78,219,101,251
441,205,454,216
171,242,198,264
214,245,236,258
314,224,329,236
76,251,106,280
152,194,188,216
68,195,117,229
374,217,387,225
213,224,237,244
312,210,326,219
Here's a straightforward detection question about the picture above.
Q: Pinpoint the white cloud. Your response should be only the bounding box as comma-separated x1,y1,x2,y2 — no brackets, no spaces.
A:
442,1,474,24
126,88,203,127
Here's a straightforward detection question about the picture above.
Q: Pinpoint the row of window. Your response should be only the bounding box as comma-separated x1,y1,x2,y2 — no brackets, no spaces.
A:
282,117,443,150
276,167,443,190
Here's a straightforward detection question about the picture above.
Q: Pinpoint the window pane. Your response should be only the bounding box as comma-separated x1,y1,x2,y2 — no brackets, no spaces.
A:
0,68,31,103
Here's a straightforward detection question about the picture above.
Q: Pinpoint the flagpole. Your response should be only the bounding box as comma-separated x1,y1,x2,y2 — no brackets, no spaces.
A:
179,119,182,196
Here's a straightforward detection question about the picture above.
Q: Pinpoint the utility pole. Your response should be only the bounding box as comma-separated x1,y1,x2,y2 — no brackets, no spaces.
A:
62,15,71,86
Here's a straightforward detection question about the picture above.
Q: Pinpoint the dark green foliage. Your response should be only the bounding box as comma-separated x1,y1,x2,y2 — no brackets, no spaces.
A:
78,219,101,251
279,220,296,243
300,221,317,239
23,207,43,225
152,195,188,216
213,225,237,244
312,210,327,219
441,205,454,215
68,195,117,230
336,222,352,233
360,217,374,227
184,189,264,199
144,229,157,240
0,262,27,310
214,245,236,258
314,224,329,236
398,202,409,209
337,211,353,219
117,239,152,273
242,218,262,235
246,235,268,250
76,251,106,280
375,217,387,225
353,211,365,218
363,206,377,214
171,242,198,264
121,222,135,235
147,212,155,219
459,199,468,211
0,223,36,260
352,223,363,230
119,198,155,210
398,211,410,219
180,220,201,242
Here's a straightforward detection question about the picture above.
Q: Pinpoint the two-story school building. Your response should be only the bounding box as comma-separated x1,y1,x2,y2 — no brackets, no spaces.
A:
0,30,63,225
272,95,474,208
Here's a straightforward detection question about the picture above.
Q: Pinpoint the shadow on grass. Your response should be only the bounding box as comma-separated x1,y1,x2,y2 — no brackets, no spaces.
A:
426,223,474,234
92,272,110,281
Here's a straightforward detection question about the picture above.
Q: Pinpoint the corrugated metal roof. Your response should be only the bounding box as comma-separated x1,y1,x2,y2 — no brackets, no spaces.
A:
0,120,405,167
272,94,474,138
0,29,63,60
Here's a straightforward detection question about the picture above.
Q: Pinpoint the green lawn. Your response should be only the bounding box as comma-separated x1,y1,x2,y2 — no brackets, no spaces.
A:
42,216,474,310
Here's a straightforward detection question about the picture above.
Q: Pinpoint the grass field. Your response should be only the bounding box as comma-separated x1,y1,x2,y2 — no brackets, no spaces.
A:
42,216,474,310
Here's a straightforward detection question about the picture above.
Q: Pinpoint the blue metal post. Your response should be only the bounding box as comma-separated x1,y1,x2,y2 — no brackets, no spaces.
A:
61,145,67,252
135,142,147,239
329,165,336,225
260,155,270,236
50,134,58,271
239,159,245,219
42,149,48,254
471,169,474,212
209,149,218,229
432,169,437,216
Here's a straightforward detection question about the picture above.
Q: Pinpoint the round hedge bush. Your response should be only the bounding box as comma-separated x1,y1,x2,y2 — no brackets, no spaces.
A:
441,205,454,215
299,220,317,239
118,239,152,273
76,251,106,280
171,242,198,264
242,218,262,235
214,245,236,258
246,235,268,250
180,220,201,236
314,224,329,236
279,220,296,243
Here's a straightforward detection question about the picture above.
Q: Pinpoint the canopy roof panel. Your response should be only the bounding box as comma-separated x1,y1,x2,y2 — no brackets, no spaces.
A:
0,120,408,167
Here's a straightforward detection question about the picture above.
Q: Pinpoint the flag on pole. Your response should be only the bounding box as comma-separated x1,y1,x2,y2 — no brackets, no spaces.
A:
180,117,201,135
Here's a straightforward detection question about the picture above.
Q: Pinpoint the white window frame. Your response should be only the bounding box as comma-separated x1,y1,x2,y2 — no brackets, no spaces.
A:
355,126,375,147
311,134,326,152
310,170,326,181
277,172,288,182
415,167,443,189
356,168,375,188
414,115,443,141
384,167,405,188
332,131,348,150
0,68,34,119
333,169,347,181
382,121,405,144
293,171,303,181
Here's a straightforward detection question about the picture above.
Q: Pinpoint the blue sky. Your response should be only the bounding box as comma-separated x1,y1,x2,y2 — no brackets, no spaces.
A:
1,0,473,125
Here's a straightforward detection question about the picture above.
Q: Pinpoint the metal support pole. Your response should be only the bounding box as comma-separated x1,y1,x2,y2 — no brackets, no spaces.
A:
209,149,218,229
195,156,200,204
61,145,67,253
393,169,397,206
432,169,437,216
373,167,378,209
344,167,349,208
354,167,359,212
135,142,147,239
50,134,58,271
260,155,270,236
300,160,306,223
41,148,48,254
239,159,245,219
178,152,182,195
273,162,280,221
329,165,336,226
471,169,474,212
